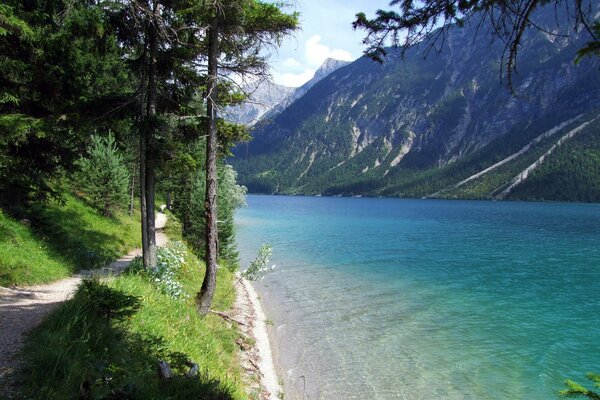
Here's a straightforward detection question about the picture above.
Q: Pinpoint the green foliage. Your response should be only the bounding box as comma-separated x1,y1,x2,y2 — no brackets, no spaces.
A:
182,162,247,264
508,117,600,202
129,241,189,299
167,140,247,264
75,134,130,216
560,373,600,399
576,21,600,64
241,244,274,281
78,278,141,321
217,164,248,263
21,273,239,399
0,191,140,286
0,0,132,210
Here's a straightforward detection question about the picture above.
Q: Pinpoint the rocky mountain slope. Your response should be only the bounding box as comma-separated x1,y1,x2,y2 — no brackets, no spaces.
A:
224,80,294,126
225,58,350,126
231,6,600,201
261,58,351,121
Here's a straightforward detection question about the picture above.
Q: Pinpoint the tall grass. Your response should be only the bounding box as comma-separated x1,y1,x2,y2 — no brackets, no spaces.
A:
21,241,247,399
0,193,140,286
0,209,66,285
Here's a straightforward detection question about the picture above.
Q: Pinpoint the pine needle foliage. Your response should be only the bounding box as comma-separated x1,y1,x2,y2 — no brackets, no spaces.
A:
75,134,130,216
561,373,600,399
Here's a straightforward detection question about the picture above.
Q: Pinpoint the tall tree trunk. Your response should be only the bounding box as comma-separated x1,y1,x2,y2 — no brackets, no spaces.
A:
139,47,149,267
140,130,149,265
196,15,219,316
145,11,158,269
129,160,136,216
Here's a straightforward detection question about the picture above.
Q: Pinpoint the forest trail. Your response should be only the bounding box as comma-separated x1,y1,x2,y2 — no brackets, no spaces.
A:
0,212,168,398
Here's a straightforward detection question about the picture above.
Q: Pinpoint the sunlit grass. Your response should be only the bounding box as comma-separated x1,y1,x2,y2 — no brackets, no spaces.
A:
0,193,140,286
21,241,247,399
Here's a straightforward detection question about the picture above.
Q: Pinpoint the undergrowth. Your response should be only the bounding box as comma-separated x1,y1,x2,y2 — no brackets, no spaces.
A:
21,240,245,399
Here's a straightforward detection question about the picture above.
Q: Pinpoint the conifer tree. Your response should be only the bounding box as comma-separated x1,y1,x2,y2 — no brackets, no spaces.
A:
110,0,207,269
0,1,131,211
75,134,130,216
195,0,298,315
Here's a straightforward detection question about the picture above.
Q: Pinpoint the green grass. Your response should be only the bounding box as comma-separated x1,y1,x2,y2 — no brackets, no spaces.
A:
162,209,184,242
20,241,248,400
0,192,140,286
0,209,67,286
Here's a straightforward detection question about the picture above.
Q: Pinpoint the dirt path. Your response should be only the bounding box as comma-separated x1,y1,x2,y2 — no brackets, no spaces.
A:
0,212,168,397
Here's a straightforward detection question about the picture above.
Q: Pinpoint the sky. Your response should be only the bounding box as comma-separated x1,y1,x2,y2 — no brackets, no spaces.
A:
266,0,391,87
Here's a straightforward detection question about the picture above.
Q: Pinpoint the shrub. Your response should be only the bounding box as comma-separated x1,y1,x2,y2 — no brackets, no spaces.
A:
75,133,129,216
128,241,188,299
242,244,274,281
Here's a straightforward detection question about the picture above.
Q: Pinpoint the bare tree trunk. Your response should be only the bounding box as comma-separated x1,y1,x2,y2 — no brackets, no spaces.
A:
140,130,150,266
196,15,219,316
139,46,149,267
146,160,157,267
145,10,158,269
129,161,136,216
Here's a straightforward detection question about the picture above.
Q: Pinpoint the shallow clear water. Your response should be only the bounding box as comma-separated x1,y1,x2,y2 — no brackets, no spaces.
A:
235,195,600,400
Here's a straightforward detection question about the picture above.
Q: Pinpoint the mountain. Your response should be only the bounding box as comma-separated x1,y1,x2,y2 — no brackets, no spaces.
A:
231,6,600,201
224,80,294,126
262,58,351,121
225,58,349,126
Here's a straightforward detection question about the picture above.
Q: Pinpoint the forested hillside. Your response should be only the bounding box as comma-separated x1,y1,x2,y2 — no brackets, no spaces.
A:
231,5,600,201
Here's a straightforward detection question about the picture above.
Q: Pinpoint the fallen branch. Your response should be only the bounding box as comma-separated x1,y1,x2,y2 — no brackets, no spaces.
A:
248,359,264,377
210,310,247,326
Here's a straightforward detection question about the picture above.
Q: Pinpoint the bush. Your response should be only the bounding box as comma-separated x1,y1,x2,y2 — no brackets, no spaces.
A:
75,133,130,216
128,241,188,299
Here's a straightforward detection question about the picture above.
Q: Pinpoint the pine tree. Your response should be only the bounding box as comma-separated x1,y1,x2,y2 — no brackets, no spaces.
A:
75,134,130,216
0,1,131,211
196,0,298,316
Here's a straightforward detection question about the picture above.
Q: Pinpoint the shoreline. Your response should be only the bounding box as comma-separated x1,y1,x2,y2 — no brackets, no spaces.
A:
235,276,282,400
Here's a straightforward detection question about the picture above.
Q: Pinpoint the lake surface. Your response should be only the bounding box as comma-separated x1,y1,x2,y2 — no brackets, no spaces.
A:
235,195,600,400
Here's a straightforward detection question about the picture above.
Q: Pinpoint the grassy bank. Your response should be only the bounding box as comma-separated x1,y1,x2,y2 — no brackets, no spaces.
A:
0,193,140,286
20,241,248,400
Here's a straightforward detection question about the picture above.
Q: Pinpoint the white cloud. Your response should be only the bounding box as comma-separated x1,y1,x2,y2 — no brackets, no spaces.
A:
282,57,302,68
330,48,353,61
229,72,259,87
305,35,353,67
271,35,355,87
277,68,316,87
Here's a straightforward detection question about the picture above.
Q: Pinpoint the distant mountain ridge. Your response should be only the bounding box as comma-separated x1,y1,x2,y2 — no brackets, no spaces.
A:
225,58,350,126
224,80,294,126
261,58,351,121
231,5,600,201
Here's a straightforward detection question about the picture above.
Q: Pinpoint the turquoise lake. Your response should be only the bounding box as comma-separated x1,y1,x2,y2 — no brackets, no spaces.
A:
235,195,600,399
